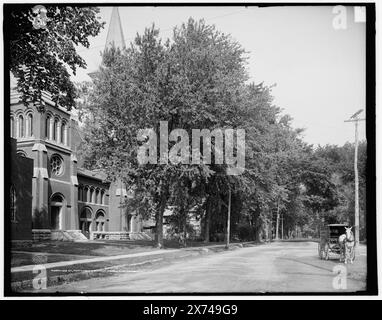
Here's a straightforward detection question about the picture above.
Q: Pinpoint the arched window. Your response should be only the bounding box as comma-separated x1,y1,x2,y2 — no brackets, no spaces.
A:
51,193,64,204
61,122,66,144
10,185,16,222
88,187,92,203
95,211,106,231
80,207,92,220
18,115,24,138
45,115,50,138
17,150,27,157
90,188,94,203
10,117,15,138
84,186,89,203
28,113,33,136
78,185,83,201
95,189,100,204
100,190,105,205
53,119,58,141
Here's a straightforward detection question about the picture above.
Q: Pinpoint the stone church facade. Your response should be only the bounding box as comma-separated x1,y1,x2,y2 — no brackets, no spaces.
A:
9,88,146,241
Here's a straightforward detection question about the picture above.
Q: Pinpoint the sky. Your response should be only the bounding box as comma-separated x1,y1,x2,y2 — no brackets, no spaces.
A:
72,5,366,147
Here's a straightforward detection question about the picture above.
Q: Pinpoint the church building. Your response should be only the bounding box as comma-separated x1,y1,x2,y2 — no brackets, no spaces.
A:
9,8,151,242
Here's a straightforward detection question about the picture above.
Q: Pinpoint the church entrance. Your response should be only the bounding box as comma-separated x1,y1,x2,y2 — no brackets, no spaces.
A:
50,194,64,230
80,220,91,237
127,214,132,232
50,206,61,230
80,207,93,239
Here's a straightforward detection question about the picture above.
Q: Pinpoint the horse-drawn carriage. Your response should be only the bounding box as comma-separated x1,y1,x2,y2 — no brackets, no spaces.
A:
318,224,355,263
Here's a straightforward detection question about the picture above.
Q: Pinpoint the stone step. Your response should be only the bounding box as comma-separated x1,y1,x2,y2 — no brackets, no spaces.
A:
51,230,88,242
129,232,153,241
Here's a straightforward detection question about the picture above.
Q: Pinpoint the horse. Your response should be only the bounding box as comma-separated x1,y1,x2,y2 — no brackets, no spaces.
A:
338,227,355,264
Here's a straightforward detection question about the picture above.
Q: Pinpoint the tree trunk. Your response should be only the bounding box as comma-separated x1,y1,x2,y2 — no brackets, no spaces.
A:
204,197,211,243
154,218,158,243
156,208,164,248
183,217,187,247
281,213,284,240
156,189,167,249
275,199,280,240
253,216,260,242
316,211,320,238
268,212,273,242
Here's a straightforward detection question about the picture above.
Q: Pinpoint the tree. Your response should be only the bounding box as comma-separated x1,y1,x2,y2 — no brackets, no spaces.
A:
313,141,367,239
79,19,251,248
7,5,104,111
167,177,204,246
238,83,310,241
79,17,355,247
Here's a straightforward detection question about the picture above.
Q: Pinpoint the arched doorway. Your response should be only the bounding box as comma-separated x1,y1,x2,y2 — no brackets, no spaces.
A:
50,194,64,230
127,214,132,232
95,210,106,232
80,207,93,238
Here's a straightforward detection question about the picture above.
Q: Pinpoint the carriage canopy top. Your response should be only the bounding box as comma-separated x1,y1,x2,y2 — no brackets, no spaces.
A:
320,224,349,239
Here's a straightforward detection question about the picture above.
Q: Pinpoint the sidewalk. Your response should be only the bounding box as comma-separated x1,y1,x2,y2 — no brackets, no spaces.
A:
12,242,255,273
11,242,256,291
11,248,180,273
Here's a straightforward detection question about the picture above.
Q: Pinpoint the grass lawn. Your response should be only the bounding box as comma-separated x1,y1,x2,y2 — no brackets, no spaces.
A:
10,239,241,269
11,245,226,289
12,240,159,257
11,239,232,259
11,252,98,268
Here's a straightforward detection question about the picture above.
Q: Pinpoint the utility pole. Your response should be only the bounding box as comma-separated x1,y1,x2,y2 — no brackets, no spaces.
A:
345,109,365,246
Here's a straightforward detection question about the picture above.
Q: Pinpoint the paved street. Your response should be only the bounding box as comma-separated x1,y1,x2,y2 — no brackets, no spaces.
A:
42,242,367,293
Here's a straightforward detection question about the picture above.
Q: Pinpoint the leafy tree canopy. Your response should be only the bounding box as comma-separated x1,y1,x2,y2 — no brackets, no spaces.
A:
8,5,105,111
78,17,367,244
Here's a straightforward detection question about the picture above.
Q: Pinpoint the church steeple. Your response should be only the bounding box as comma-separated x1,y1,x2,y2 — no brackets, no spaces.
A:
88,7,125,78
105,7,126,49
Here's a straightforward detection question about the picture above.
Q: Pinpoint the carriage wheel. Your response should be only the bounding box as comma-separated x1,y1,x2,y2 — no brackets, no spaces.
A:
324,243,329,260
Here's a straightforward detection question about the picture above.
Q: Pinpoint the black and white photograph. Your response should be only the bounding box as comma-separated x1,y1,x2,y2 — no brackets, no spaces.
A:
2,2,377,298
